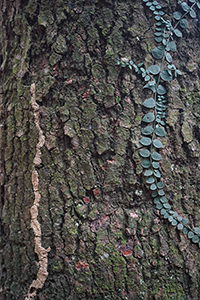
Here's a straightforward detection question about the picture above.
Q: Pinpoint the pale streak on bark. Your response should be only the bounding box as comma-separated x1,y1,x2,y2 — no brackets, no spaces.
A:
25,83,51,300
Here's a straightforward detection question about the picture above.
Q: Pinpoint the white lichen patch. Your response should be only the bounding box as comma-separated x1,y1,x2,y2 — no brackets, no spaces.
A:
25,83,50,300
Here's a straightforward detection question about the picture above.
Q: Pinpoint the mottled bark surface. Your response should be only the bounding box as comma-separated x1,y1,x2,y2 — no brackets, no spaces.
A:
0,0,200,299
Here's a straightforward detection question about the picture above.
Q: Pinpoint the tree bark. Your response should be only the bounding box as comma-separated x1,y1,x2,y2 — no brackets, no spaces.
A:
1,0,200,299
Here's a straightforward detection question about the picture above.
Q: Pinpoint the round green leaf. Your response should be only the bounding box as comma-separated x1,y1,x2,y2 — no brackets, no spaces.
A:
148,65,160,75
154,169,161,178
152,161,160,169
166,52,172,63
163,203,171,210
154,127,166,137
180,19,188,29
145,75,151,81
146,176,155,184
140,137,152,146
188,231,194,239
151,151,162,161
177,216,183,222
182,218,188,225
181,2,190,12
160,196,167,203
143,98,156,108
150,5,155,10
156,203,163,209
173,212,178,218
153,139,163,148
183,227,189,235
172,219,178,226
144,169,153,176
141,159,151,168
160,69,173,81
157,85,167,95
194,227,200,235
154,197,160,204
155,16,161,21
157,182,164,189
151,46,164,59
164,212,169,219
140,149,151,157
142,113,155,123
168,216,173,222
161,208,166,215
173,11,182,20
155,36,162,43
142,126,154,136
158,189,165,196
174,29,182,38
152,190,158,197
166,41,177,52
192,235,200,243
190,9,196,18
177,223,184,230
150,183,157,190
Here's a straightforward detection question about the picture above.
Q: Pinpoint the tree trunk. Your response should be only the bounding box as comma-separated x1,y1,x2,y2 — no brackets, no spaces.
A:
1,0,200,299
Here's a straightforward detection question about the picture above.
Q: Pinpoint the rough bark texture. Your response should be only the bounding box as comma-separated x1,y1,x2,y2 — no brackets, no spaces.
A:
0,0,200,299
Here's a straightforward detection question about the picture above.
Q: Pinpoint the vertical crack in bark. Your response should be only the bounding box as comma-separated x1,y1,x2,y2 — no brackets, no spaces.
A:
25,83,51,300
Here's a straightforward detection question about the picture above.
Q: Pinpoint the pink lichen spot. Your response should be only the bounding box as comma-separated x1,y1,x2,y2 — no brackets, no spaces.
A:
65,79,73,84
130,212,138,218
75,261,89,270
83,197,90,204
121,248,132,257
93,189,100,196
65,257,70,263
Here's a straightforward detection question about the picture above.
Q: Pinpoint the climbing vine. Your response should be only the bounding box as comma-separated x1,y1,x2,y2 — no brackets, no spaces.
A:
117,0,200,246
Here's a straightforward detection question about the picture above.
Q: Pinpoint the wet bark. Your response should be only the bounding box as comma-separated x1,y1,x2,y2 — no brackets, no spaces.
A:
0,0,200,299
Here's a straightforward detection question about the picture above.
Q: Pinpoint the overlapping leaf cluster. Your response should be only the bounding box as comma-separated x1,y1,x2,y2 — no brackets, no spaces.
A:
117,0,200,246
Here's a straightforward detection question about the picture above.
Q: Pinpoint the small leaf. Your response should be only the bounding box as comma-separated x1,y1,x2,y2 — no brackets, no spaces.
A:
156,203,163,209
190,9,196,18
143,82,156,92
144,75,151,81
148,65,160,75
177,216,183,222
142,126,154,135
151,45,164,59
141,159,151,168
197,2,200,9
140,149,151,158
163,203,171,210
181,2,190,12
154,197,160,204
157,85,167,95
155,16,161,21
183,227,189,235
155,36,163,43
140,137,152,146
177,223,184,230
164,212,169,219
150,5,155,10
192,235,200,243
150,183,157,190
180,19,188,29
188,231,194,239
174,28,182,38
172,219,178,226
153,139,163,148
173,212,178,218
194,227,200,235
161,69,173,81
152,161,160,169
152,190,158,197
166,52,172,63
157,182,164,189
154,127,166,137
158,189,165,196
154,169,161,178
168,216,173,222
154,32,162,36
143,98,156,108
182,219,188,225
173,11,182,20
146,176,155,184
160,196,167,203
161,208,166,215
151,151,162,161
142,113,155,123
144,169,153,176
166,41,177,52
